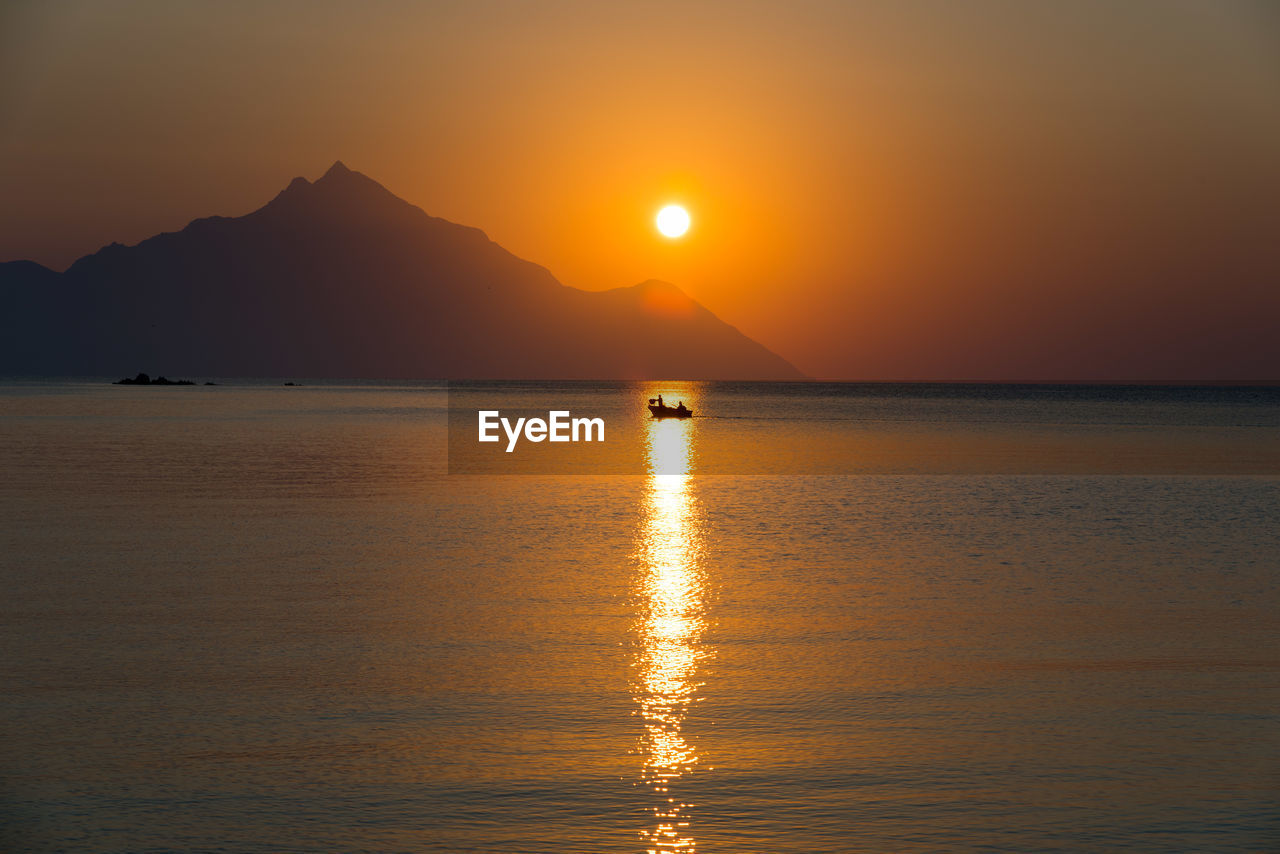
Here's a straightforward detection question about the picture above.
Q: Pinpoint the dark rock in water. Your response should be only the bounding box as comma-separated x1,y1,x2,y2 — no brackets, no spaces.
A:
114,372,194,385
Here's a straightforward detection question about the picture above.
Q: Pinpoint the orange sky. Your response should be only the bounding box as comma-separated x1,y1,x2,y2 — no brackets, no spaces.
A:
3,1,1278,380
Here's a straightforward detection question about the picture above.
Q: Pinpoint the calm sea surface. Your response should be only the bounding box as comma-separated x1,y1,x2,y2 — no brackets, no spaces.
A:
1,380,1278,852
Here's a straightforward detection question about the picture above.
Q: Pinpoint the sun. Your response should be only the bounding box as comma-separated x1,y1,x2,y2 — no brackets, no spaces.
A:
655,204,691,238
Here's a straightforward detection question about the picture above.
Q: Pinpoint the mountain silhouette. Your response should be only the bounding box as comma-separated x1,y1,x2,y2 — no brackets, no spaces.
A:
0,162,803,379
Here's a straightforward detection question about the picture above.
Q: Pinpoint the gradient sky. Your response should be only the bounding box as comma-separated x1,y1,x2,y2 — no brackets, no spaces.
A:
3,0,1278,380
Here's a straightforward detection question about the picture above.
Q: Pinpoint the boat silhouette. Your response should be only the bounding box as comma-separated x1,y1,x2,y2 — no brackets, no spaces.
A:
647,397,693,418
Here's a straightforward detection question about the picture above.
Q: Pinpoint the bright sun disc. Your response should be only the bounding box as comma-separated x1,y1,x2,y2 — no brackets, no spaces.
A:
656,205,690,238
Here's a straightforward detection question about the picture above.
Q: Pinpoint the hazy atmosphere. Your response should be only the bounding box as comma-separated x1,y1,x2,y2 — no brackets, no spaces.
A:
4,0,1278,380
4,6,1280,852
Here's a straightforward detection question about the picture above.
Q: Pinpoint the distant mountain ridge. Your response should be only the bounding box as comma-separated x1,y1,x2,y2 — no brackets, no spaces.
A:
0,162,803,379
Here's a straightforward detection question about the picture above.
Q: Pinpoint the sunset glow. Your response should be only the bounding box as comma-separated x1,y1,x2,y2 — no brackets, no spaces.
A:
2,3,1277,381
2,4,1277,851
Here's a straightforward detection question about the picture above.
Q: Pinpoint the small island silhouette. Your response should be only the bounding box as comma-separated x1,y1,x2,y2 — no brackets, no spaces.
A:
114,372,195,386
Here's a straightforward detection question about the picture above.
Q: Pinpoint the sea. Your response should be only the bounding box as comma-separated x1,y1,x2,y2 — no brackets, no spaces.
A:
1,379,1277,853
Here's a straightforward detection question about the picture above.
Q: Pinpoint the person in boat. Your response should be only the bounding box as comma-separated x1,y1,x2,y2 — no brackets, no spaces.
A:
676,401,688,414
657,395,664,407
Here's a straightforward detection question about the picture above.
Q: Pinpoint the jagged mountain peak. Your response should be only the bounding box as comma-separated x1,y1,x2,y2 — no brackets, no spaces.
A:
321,160,352,179
265,162,401,212
0,165,804,379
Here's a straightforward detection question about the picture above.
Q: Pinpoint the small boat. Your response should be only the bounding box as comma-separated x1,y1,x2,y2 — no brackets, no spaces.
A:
648,398,693,418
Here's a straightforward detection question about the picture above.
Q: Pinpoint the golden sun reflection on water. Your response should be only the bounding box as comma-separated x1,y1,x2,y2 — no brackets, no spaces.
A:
634,403,707,853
